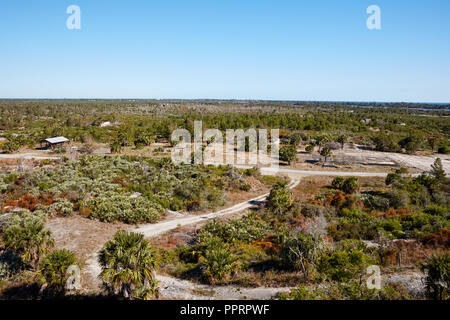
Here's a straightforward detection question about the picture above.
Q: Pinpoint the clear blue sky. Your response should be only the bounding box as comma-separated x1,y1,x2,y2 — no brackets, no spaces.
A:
1,0,449,102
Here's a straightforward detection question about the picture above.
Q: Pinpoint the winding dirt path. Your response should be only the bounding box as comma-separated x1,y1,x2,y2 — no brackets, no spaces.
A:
84,180,300,296
133,180,300,238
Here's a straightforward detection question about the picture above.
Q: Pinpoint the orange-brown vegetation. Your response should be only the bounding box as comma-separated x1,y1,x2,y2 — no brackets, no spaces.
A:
2,193,55,211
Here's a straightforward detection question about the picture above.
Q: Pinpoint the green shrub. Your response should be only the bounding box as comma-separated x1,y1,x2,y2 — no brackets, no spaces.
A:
35,198,74,217
38,249,79,293
277,285,325,300
267,182,292,215
387,189,410,209
331,177,360,194
379,219,403,238
1,213,54,270
1,140,21,153
199,237,238,283
279,231,325,278
199,214,270,244
328,217,379,241
240,182,251,192
339,208,367,219
85,192,162,224
319,245,376,283
421,253,450,300
279,145,297,164
279,281,410,300
331,177,345,190
425,205,449,217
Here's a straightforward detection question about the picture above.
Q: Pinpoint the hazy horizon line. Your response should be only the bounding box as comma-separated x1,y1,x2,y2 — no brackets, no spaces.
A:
0,98,449,105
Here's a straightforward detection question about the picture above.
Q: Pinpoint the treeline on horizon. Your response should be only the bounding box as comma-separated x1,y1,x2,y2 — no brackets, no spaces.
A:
0,100,449,155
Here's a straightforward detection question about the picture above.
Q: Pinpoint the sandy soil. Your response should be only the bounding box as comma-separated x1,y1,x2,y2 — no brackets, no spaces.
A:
45,215,128,292
157,274,293,300
323,145,450,173
157,271,427,300
0,153,58,160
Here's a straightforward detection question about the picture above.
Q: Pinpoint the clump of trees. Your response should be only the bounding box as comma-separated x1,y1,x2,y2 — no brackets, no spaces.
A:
0,212,82,298
331,177,360,194
1,213,54,270
279,145,297,165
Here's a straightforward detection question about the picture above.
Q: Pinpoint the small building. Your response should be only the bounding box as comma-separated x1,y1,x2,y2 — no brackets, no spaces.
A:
43,136,69,149
100,121,112,128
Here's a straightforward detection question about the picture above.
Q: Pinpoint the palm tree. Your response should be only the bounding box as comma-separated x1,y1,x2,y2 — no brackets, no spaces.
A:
200,237,237,284
1,214,54,270
421,253,449,300
98,231,158,299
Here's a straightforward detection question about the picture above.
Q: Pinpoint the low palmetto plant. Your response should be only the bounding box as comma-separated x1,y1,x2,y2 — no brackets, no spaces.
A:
199,237,238,284
421,253,449,300
1,213,54,270
38,249,79,294
99,231,159,300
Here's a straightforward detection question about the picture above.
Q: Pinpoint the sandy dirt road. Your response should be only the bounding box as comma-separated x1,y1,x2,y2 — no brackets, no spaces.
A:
133,180,300,238
0,153,59,160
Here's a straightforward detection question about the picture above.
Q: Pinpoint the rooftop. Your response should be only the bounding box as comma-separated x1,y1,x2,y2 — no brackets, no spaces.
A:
44,136,69,144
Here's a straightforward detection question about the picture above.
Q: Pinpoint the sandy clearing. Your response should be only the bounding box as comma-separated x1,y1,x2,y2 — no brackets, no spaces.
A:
157,271,427,300
386,153,450,173
156,274,292,300
260,167,390,177
337,147,450,173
